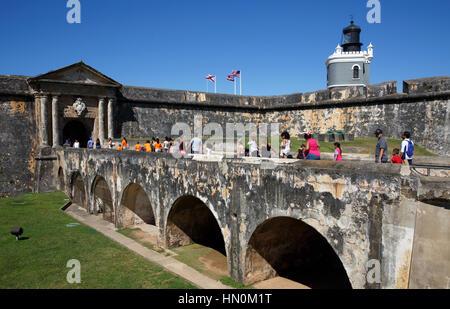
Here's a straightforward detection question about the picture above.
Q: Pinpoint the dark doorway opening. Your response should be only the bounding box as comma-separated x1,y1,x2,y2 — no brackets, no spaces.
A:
63,120,89,148
245,217,352,289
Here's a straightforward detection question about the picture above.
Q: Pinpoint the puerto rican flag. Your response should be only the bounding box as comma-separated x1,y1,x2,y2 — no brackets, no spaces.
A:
231,70,241,78
227,75,235,82
206,74,216,83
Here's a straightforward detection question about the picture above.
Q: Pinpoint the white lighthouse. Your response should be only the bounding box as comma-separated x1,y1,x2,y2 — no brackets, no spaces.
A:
326,21,374,89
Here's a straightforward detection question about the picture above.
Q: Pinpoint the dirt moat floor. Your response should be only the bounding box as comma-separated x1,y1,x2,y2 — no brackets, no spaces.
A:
126,225,311,289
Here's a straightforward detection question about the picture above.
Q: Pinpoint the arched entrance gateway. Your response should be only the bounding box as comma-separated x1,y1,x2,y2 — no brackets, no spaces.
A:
244,217,352,289
62,120,89,148
166,196,226,256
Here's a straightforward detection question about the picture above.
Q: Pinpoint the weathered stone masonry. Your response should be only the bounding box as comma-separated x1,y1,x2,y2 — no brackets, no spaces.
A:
56,148,427,289
1,64,449,199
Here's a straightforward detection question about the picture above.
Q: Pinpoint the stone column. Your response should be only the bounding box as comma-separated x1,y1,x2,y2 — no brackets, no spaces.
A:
40,94,49,146
107,98,115,139
98,98,106,142
52,95,60,147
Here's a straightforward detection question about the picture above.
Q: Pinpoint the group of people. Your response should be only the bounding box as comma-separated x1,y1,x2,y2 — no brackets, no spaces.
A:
68,128,415,166
114,137,181,153
375,129,414,165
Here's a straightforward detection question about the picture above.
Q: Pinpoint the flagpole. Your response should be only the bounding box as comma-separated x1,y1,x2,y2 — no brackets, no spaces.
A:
206,79,208,93
240,71,242,95
215,78,216,94
234,78,236,95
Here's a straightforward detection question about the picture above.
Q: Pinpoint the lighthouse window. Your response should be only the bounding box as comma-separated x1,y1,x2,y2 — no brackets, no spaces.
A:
353,66,360,79
344,33,351,44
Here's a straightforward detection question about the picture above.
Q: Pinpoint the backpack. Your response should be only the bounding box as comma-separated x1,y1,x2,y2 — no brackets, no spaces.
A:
403,140,414,159
406,140,414,157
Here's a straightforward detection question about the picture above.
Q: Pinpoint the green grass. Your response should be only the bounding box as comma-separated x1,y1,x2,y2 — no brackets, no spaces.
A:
117,228,156,251
0,192,196,289
219,276,253,289
171,244,252,289
171,244,211,277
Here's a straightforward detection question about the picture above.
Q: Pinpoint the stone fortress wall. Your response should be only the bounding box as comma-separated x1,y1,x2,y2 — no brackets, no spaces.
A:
118,77,450,157
0,74,449,198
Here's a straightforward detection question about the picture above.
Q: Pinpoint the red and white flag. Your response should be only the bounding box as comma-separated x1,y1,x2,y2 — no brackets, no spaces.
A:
206,74,216,83
227,75,235,82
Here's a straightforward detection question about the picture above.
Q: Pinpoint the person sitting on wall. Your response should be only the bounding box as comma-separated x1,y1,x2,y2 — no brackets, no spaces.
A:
297,144,306,159
108,138,114,149
64,139,71,147
280,134,291,158
304,133,320,160
135,141,142,152
116,144,122,151
73,139,80,149
95,138,101,149
374,129,388,164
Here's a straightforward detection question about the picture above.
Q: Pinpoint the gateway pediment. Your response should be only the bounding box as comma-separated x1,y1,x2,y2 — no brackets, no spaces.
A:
28,62,121,87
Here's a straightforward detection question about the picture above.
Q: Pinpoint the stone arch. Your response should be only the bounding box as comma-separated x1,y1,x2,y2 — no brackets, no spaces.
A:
70,171,86,210
165,195,226,256
91,176,114,223
244,216,352,289
58,167,65,191
118,183,155,228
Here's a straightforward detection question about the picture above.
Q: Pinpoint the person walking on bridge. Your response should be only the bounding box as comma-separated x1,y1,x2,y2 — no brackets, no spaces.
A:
400,131,414,166
375,129,388,163
135,141,142,152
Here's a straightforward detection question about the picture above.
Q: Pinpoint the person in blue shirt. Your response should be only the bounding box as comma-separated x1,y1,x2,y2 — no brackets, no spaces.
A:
87,137,94,149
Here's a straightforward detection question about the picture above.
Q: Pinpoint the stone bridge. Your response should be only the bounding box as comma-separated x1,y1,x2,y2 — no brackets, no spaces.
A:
56,148,448,289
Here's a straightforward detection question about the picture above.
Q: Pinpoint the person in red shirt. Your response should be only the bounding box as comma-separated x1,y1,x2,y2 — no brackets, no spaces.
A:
389,148,403,164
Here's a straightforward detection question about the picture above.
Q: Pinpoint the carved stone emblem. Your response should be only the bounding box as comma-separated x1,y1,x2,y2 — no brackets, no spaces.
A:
73,98,86,117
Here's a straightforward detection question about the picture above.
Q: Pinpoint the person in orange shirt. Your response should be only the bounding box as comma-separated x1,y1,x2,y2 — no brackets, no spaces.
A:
135,141,142,152
121,137,127,150
144,140,152,152
116,144,122,151
154,138,162,152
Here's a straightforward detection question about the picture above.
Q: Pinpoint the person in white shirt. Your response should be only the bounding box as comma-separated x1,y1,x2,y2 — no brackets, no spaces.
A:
400,131,414,165
73,140,80,149
190,136,203,154
248,138,259,157
281,137,291,158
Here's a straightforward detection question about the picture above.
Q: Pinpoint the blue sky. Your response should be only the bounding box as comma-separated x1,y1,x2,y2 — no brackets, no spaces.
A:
0,0,449,95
